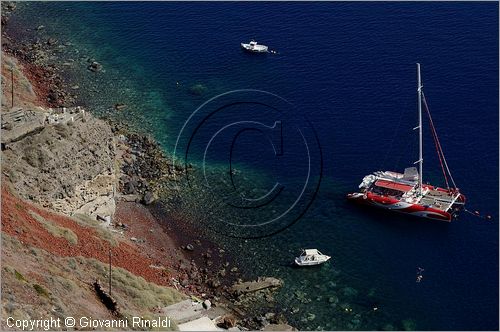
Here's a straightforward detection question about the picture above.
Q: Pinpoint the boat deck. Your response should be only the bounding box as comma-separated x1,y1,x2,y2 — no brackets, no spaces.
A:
420,188,456,211
367,175,462,212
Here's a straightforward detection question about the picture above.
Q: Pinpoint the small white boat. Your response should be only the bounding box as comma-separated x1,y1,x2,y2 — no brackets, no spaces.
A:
241,40,269,53
294,249,331,267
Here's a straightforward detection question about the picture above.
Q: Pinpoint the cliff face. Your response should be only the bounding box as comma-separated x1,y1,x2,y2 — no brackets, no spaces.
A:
1,54,40,110
1,186,185,324
2,108,118,218
1,51,118,218
0,49,186,330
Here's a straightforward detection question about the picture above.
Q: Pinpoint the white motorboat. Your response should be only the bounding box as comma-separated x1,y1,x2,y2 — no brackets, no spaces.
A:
241,40,269,53
294,249,331,267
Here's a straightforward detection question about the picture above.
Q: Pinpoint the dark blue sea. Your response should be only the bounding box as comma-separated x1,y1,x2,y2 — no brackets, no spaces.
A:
10,2,498,330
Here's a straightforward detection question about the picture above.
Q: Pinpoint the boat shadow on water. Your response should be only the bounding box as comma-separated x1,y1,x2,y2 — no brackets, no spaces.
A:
240,52,270,62
286,260,333,270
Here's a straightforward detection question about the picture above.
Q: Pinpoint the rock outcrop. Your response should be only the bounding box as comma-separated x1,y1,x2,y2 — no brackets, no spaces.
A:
2,107,118,218
231,277,283,295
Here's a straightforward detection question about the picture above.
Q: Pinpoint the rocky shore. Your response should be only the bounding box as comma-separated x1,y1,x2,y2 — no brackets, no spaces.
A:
1,3,295,330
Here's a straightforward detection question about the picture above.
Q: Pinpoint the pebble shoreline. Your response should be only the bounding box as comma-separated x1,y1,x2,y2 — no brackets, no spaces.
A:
1,2,295,330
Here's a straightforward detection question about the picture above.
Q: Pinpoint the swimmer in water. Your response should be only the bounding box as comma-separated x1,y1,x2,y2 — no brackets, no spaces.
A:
416,267,424,282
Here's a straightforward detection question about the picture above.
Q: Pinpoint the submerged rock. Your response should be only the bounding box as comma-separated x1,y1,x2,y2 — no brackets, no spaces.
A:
114,103,127,111
2,2,16,12
402,319,417,331
351,318,361,327
341,286,359,298
263,323,297,331
307,313,316,321
294,290,311,304
231,277,283,295
88,61,103,72
328,295,339,304
47,37,58,46
188,83,207,96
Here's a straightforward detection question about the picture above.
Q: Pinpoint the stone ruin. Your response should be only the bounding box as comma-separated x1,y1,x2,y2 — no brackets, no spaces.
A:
1,106,86,147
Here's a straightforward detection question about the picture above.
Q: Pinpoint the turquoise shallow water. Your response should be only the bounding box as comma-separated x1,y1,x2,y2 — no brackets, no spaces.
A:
7,2,499,330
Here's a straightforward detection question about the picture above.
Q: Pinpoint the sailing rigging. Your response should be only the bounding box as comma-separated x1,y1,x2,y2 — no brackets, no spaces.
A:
347,64,466,221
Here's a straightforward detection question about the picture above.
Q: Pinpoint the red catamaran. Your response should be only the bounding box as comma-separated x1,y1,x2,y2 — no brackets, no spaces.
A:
347,64,466,221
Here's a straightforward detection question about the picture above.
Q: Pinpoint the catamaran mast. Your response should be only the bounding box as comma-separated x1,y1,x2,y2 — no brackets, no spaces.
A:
416,63,423,195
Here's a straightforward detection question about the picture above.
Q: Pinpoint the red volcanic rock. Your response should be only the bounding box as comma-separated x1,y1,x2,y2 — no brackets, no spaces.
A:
1,186,171,286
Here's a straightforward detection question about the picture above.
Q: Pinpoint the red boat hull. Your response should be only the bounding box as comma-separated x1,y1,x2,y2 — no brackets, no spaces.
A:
346,191,464,222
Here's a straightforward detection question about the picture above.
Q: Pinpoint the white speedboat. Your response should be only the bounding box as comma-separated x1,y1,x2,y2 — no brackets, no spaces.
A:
294,249,331,267
241,40,269,53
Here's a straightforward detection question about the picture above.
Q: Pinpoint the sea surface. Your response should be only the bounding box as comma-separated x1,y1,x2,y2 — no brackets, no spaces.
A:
8,2,499,330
